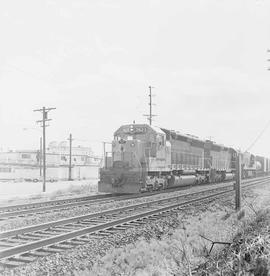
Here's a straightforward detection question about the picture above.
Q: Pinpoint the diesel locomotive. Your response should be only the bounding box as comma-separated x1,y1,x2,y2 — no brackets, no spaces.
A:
98,123,269,194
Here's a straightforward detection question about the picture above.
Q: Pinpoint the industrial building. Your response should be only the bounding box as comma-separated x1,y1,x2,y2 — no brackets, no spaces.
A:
0,142,101,181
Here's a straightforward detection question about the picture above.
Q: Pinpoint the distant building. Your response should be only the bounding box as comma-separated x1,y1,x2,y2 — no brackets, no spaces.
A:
47,141,100,167
0,142,102,181
0,150,38,166
0,142,101,167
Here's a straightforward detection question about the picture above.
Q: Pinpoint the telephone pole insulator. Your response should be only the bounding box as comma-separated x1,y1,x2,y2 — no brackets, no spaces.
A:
34,106,56,192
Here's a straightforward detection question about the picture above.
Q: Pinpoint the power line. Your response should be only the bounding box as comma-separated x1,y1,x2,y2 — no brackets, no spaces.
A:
244,49,270,152
34,106,56,192
245,119,270,152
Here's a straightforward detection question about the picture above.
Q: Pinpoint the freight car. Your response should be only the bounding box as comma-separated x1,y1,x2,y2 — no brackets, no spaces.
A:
98,123,268,194
255,155,270,176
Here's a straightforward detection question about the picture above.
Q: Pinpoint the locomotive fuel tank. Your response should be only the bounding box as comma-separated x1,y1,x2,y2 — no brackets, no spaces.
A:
224,173,234,181
168,175,197,187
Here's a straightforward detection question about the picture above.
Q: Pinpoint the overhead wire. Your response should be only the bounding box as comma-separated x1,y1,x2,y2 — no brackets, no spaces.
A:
245,119,270,152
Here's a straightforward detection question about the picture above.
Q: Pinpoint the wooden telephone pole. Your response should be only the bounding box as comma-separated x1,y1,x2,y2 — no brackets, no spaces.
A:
34,106,56,192
235,153,241,210
143,86,157,125
68,134,73,181
39,137,42,177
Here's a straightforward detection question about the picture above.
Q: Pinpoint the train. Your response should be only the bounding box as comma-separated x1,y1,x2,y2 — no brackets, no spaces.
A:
98,123,270,194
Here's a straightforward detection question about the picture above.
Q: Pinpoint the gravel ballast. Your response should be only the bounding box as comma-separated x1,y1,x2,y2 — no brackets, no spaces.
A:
0,181,233,232
1,181,269,275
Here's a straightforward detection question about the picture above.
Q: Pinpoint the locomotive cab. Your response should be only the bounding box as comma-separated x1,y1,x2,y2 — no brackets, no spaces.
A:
98,124,170,193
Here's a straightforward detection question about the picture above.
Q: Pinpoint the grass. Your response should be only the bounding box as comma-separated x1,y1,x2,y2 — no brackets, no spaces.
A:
199,208,270,275
75,185,270,276
75,206,240,275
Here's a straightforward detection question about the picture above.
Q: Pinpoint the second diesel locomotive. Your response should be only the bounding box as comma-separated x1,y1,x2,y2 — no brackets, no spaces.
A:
98,123,267,194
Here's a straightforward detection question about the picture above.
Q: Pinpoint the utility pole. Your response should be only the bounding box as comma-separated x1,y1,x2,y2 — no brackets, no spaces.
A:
68,133,73,181
235,153,241,210
39,137,42,177
34,106,56,192
267,49,270,71
143,86,157,125
103,142,107,168
149,86,153,125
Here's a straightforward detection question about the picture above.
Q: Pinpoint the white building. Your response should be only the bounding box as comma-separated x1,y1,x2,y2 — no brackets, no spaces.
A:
47,141,100,166
0,142,102,181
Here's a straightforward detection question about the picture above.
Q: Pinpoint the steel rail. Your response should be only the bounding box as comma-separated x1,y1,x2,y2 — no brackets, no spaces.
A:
0,194,133,219
1,176,269,220
0,177,269,240
0,187,229,239
0,184,228,219
0,190,233,259
0,193,115,213
0,176,269,261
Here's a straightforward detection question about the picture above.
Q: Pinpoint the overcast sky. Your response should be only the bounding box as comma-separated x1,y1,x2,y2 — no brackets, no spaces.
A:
1,0,270,156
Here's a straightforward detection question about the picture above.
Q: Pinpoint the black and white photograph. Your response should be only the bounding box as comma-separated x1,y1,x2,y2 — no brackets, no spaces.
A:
0,0,270,275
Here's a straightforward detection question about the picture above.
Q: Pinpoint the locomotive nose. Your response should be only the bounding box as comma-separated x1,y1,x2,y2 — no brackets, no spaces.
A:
111,174,126,187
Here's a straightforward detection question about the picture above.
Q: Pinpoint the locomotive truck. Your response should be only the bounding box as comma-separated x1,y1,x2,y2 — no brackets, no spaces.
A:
98,123,268,194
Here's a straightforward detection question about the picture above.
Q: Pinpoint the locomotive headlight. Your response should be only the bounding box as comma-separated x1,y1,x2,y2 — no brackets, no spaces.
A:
131,142,135,147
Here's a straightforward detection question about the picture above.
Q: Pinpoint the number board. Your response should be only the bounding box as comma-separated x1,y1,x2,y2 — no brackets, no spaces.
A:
122,126,147,134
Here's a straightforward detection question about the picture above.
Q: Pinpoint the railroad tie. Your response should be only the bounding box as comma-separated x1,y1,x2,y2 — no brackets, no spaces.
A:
25,233,51,238
85,234,102,239
47,228,66,233
51,227,71,233
113,226,128,230
63,240,85,246
26,250,50,257
50,243,74,250
126,222,143,227
75,221,92,225
84,220,103,224
73,237,90,242
58,225,79,230
13,235,37,241
103,228,122,233
74,223,91,228
0,241,16,248
8,255,37,264
96,231,112,236
0,259,26,268
9,238,29,244
21,234,42,240
42,230,61,235
39,247,64,253
89,232,111,238
146,217,159,221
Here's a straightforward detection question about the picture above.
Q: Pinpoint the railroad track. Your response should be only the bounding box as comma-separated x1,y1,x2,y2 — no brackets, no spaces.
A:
0,193,129,221
1,176,268,221
0,193,118,217
0,176,269,268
